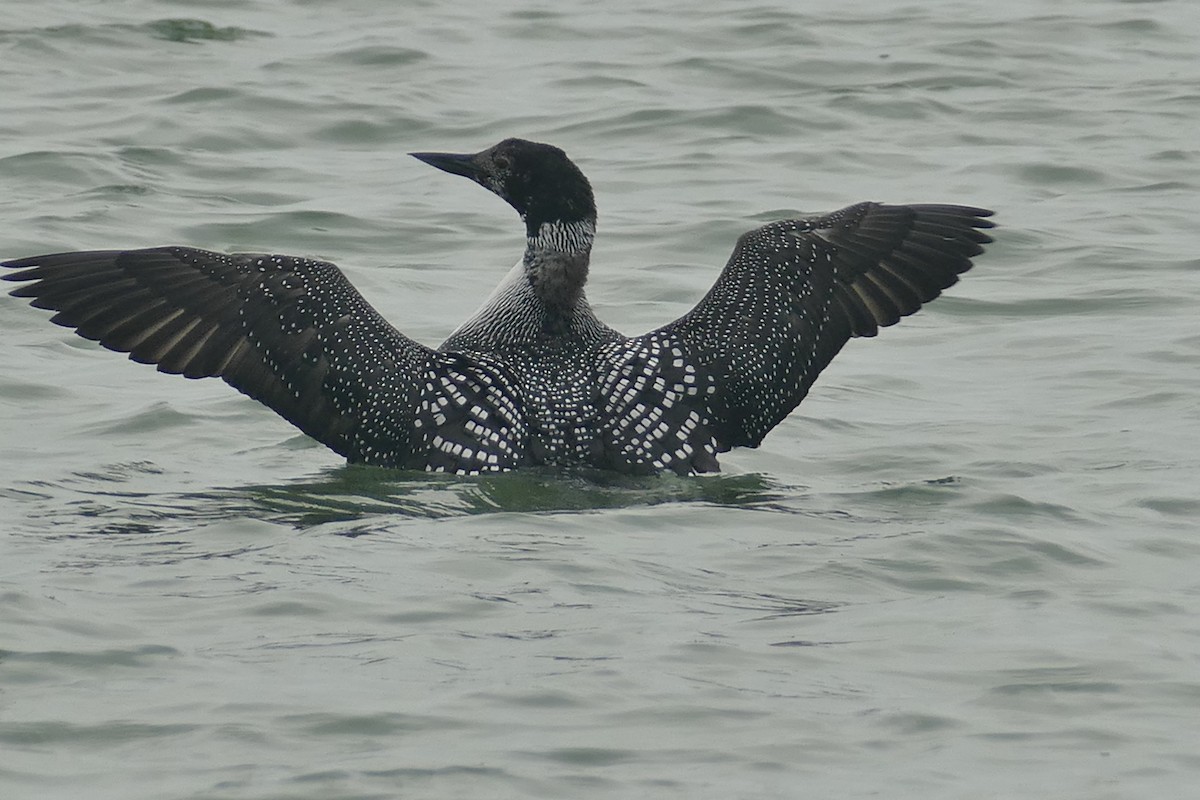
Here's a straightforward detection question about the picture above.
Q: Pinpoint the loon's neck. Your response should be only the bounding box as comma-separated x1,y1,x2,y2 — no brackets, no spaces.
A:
523,218,595,316
440,216,617,353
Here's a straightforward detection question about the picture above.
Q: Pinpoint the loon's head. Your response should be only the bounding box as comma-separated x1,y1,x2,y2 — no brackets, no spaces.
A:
412,138,596,237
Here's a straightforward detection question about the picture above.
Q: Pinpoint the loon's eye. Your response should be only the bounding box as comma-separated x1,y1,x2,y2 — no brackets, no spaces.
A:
493,155,511,171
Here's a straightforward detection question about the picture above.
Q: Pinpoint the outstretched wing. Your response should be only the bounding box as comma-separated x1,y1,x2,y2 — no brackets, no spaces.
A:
3,247,440,466
603,203,994,461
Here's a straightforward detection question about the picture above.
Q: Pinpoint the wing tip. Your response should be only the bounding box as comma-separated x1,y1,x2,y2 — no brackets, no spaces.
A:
2,262,43,286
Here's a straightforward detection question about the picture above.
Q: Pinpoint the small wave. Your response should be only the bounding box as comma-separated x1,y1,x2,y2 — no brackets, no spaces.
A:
143,19,270,44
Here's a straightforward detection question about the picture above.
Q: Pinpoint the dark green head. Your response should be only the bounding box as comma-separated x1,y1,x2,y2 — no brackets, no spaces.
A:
412,138,596,235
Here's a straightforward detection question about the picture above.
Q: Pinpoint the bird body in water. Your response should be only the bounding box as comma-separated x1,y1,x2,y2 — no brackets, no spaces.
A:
3,139,993,475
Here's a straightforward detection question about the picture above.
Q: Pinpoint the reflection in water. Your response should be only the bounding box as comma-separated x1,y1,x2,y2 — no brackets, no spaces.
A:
9,461,799,533
242,465,792,526
9,458,985,536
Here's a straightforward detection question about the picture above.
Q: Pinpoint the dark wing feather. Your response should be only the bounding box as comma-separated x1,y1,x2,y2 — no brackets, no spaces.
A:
3,247,437,465
644,202,994,451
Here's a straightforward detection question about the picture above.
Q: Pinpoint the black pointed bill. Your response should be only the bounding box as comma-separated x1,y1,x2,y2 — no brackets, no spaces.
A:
410,151,483,181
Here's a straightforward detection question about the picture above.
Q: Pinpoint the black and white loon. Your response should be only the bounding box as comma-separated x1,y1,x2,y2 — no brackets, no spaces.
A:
3,138,993,475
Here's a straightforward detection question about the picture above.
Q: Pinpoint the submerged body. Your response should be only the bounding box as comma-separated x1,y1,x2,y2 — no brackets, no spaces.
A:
3,139,993,474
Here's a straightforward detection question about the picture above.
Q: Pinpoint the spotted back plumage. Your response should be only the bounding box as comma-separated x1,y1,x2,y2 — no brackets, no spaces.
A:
3,139,993,475
591,334,720,475
412,351,529,473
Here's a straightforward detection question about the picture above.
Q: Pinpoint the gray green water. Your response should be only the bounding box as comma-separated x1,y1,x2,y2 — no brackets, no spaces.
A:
2,1,1199,798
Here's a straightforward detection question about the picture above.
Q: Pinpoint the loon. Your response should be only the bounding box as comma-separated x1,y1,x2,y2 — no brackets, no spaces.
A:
3,138,993,475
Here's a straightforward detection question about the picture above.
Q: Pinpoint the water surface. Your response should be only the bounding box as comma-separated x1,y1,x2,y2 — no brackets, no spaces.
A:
3,1,1199,798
